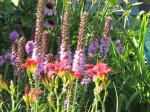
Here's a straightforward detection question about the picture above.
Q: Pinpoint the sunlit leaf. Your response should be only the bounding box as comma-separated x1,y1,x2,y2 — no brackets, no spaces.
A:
123,0,129,5
107,0,119,5
62,0,68,7
11,0,19,6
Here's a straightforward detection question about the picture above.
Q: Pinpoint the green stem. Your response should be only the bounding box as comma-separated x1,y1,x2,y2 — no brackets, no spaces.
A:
72,79,79,111
11,93,15,112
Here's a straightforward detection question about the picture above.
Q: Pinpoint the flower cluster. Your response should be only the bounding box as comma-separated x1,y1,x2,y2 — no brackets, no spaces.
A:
23,86,42,105
115,39,125,54
100,16,113,59
59,7,72,65
44,0,56,30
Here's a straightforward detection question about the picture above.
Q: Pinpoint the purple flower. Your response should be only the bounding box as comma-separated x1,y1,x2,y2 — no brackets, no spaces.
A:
72,49,86,73
59,43,72,66
32,46,39,60
9,30,19,41
88,38,100,56
25,41,35,54
44,0,56,15
115,39,125,54
4,52,12,61
99,38,111,59
0,56,5,67
81,77,91,84
34,64,44,79
64,99,68,107
43,20,56,30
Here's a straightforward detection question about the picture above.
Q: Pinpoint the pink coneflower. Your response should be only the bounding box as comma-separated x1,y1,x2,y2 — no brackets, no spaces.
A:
44,0,56,16
43,19,56,30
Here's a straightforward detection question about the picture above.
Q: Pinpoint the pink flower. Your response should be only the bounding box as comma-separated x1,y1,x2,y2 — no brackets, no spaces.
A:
43,19,56,30
54,60,71,75
86,62,112,80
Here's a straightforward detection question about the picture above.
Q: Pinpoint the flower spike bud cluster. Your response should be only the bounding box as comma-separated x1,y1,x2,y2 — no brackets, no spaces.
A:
59,7,72,65
100,16,113,59
33,0,46,60
11,41,19,65
42,31,49,59
72,12,89,74
18,37,26,66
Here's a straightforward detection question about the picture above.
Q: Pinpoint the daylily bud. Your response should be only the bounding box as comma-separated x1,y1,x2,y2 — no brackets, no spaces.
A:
0,75,9,92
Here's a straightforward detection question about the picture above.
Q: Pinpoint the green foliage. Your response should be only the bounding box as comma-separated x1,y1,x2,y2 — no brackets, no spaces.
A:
0,0,150,112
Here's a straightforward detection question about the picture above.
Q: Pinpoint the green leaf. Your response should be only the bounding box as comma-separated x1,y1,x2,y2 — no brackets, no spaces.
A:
11,0,19,6
125,91,138,110
62,0,68,7
107,0,119,5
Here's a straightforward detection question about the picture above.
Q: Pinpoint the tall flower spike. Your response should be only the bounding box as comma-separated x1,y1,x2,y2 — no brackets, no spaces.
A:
72,12,89,74
100,16,113,59
18,37,26,66
33,0,46,60
59,7,72,65
11,41,18,65
42,31,49,59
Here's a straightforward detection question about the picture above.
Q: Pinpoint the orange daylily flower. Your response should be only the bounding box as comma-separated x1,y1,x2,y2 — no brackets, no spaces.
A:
22,58,41,74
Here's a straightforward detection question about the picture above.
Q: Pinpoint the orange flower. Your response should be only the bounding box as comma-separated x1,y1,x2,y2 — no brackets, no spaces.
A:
22,58,40,74
54,60,71,76
87,62,112,80
23,86,42,104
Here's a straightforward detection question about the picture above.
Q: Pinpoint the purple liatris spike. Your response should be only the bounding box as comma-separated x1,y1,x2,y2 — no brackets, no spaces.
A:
100,37,111,59
88,37,100,56
0,56,5,67
32,47,38,60
72,12,88,74
42,31,49,58
9,30,19,41
25,41,35,54
72,12,88,73
100,16,113,59
11,41,18,65
115,39,125,54
59,8,72,65
72,49,86,73
18,37,26,66
34,0,46,60
81,77,91,84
